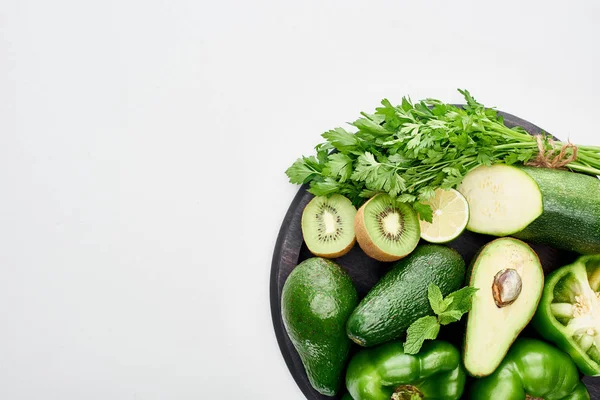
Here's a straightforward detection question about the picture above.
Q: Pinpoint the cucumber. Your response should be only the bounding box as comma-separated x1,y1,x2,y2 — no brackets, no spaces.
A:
457,165,543,236
513,167,600,254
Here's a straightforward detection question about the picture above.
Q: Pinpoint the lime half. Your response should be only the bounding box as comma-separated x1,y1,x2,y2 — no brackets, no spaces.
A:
419,188,469,243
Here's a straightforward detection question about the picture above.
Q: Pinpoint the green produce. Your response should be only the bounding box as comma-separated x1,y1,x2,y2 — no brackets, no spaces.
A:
469,338,590,400
285,89,600,215
281,257,358,396
418,188,470,244
346,245,465,347
342,394,354,400
301,194,357,258
354,194,420,262
346,340,466,400
456,164,543,236
513,166,600,254
533,254,600,376
464,238,544,377
404,283,477,355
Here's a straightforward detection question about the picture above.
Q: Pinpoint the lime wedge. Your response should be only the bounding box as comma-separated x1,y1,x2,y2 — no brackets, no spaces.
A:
419,188,469,243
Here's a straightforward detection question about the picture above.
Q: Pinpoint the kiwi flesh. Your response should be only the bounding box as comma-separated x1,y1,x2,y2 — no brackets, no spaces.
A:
354,194,420,262
301,194,357,258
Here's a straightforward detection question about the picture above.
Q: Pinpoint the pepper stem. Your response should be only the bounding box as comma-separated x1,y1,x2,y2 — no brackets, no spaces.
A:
391,385,423,400
525,395,544,400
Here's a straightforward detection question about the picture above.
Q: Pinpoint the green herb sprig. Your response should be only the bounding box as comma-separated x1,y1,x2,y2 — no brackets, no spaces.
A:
286,90,600,218
403,283,478,355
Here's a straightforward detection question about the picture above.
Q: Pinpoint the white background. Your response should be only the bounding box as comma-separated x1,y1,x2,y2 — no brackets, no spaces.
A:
1,0,599,399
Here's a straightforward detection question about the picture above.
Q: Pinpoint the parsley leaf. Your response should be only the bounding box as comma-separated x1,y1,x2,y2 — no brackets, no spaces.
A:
321,128,359,152
285,156,322,184
326,153,354,183
413,202,433,223
285,89,600,206
309,177,340,196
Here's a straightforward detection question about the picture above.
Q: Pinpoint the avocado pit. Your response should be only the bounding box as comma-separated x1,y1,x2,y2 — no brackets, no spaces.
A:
492,268,523,308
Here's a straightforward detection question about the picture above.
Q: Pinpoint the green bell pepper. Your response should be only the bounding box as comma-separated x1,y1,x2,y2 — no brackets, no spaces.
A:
470,338,589,400
533,254,600,376
345,340,465,400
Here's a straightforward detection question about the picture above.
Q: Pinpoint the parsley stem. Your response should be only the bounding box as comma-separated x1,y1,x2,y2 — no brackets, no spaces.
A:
567,163,600,176
494,143,537,150
575,152,600,165
287,89,600,206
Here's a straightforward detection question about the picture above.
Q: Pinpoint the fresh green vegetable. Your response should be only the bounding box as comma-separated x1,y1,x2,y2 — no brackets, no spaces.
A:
418,188,470,244
345,340,466,400
513,166,600,254
346,245,465,347
281,257,358,396
456,164,543,236
533,254,600,376
285,89,600,215
404,283,477,355
301,194,357,258
342,394,354,400
469,338,590,400
464,238,544,377
354,193,420,262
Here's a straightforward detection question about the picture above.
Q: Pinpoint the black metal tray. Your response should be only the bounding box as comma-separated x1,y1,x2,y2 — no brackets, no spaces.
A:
270,110,600,399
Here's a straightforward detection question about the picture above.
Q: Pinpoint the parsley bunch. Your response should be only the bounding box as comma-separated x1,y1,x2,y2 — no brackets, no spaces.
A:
286,89,600,218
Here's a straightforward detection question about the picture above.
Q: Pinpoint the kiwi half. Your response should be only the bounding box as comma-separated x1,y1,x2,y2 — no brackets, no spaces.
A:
301,194,357,258
354,194,420,262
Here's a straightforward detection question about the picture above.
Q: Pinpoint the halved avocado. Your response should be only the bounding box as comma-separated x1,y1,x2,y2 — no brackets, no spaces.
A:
464,238,544,377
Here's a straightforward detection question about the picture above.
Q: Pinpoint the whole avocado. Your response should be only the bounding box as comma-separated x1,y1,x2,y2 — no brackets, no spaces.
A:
281,257,358,396
346,245,465,347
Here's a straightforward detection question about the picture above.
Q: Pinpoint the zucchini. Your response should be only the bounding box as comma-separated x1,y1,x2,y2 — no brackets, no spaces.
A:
457,165,543,236
513,167,600,254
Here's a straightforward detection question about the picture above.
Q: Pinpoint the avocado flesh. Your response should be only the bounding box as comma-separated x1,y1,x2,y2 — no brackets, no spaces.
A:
464,238,544,377
281,257,358,396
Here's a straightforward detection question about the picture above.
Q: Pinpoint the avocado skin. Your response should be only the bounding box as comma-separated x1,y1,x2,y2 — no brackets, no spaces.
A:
346,245,465,348
281,257,358,396
514,167,600,254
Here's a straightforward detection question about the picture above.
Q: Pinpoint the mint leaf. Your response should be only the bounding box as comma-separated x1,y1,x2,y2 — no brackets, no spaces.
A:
413,202,433,223
445,286,479,313
438,310,466,325
403,316,440,355
437,286,478,325
428,283,446,315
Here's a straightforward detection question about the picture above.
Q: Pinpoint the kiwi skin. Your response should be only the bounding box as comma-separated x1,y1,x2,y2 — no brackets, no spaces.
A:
304,230,356,258
354,196,419,262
